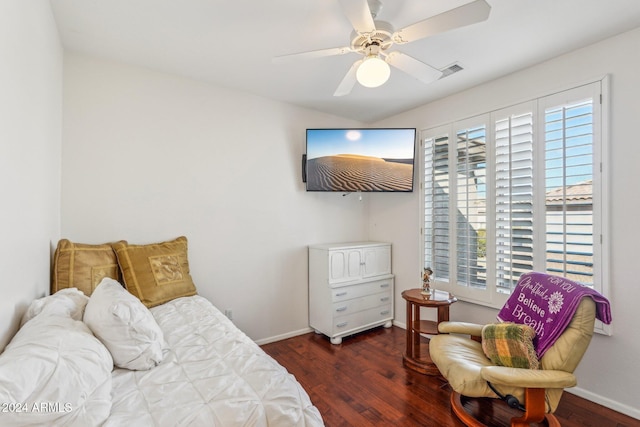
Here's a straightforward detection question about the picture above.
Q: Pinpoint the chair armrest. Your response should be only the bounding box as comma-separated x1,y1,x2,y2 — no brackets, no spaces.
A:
481,365,577,389
438,321,484,337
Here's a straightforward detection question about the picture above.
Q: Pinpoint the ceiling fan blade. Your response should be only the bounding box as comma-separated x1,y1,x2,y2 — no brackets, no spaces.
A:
393,0,491,44
272,46,353,63
386,52,442,84
338,0,376,34
334,60,363,97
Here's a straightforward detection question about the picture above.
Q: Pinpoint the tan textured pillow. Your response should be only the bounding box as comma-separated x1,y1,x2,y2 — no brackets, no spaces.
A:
51,239,120,296
112,236,197,307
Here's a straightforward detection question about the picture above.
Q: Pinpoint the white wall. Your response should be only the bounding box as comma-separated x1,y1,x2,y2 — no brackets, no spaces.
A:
61,53,367,343
5,1,637,417
370,27,640,418
0,1,62,351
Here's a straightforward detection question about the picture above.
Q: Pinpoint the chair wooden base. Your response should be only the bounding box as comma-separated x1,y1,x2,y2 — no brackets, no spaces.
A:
450,391,561,427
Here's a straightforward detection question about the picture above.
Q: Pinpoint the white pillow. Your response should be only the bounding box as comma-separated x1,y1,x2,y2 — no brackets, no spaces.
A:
83,278,166,370
20,287,89,326
0,312,113,426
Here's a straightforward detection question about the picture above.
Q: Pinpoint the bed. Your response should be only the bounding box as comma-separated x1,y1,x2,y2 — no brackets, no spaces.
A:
0,237,324,426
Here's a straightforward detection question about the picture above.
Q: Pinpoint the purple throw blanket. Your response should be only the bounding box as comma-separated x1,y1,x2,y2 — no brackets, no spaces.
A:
497,272,611,358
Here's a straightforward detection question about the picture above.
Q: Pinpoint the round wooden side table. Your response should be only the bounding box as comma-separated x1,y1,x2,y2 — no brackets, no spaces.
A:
401,288,457,375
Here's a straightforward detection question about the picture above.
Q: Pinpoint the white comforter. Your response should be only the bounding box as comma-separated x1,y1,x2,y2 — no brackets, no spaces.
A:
104,296,324,426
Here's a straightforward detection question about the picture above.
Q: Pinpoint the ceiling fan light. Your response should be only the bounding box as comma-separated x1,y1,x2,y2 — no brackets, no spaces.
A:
356,55,390,88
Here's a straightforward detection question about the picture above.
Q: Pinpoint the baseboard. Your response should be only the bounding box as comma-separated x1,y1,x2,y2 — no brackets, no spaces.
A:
256,322,404,346
254,327,314,346
567,387,640,420
255,321,403,345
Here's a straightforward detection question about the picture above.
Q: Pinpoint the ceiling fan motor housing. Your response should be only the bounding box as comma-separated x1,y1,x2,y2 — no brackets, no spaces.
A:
350,20,394,53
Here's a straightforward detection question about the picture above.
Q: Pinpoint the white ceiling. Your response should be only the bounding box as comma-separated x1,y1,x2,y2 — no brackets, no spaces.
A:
50,0,640,123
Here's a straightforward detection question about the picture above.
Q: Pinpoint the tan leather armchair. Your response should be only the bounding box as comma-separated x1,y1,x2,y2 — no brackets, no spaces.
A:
429,297,596,427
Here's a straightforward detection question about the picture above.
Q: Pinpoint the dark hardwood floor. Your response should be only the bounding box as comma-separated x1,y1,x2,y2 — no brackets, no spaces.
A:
261,326,639,427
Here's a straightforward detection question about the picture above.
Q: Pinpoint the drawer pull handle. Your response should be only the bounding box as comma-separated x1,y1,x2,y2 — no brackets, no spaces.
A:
380,297,390,302
336,306,347,312
336,322,348,328
380,283,390,288
380,310,390,315
335,291,348,297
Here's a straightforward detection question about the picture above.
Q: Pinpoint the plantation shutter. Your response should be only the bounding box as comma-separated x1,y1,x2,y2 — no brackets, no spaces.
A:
421,78,607,313
494,105,535,294
455,124,487,290
423,130,450,281
542,95,596,285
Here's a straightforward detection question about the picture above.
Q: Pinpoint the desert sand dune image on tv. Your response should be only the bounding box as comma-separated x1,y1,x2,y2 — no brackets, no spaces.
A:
306,154,413,192
305,128,416,192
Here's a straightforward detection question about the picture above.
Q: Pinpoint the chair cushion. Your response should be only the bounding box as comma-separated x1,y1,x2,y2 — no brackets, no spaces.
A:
430,333,527,405
481,323,539,369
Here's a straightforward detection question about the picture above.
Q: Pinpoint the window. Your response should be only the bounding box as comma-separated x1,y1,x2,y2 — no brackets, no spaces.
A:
421,79,609,333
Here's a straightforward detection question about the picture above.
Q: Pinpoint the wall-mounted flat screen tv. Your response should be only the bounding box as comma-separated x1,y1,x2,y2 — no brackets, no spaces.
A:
305,128,416,192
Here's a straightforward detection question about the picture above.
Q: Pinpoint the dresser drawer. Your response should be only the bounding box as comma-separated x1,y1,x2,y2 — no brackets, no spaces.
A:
333,304,392,334
331,291,391,317
331,279,393,303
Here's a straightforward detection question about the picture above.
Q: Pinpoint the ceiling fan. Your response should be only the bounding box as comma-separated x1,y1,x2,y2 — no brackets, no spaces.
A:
273,0,491,96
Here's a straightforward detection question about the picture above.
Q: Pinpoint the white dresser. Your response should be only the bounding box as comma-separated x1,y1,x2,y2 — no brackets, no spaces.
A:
308,241,394,344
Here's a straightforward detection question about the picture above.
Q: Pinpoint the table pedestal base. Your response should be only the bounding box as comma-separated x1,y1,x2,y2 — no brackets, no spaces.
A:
401,288,457,376
402,352,441,375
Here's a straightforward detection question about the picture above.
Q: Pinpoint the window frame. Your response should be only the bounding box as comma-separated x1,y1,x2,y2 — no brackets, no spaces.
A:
419,77,611,335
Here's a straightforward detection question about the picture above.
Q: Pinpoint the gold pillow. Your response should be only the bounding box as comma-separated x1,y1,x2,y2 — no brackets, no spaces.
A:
51,239,120,296
112,236,197,307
